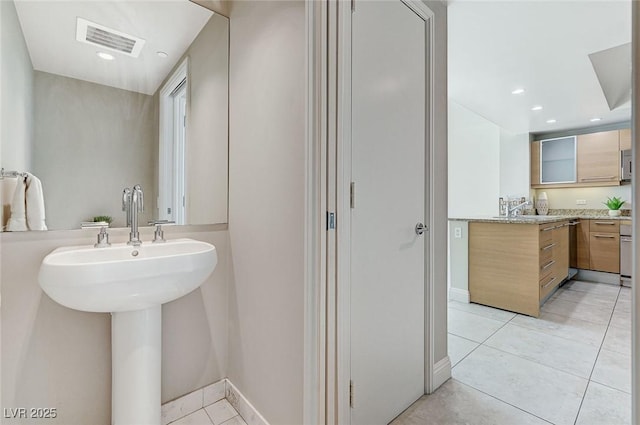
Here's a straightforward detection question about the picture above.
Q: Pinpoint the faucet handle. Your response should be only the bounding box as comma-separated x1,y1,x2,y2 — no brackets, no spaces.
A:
94,226,111,248
149,220,175,243
122,188,131,211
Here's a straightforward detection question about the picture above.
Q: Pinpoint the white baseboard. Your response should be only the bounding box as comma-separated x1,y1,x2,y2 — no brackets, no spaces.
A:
161,378,270,425
448,287,470,303
430,356,451,393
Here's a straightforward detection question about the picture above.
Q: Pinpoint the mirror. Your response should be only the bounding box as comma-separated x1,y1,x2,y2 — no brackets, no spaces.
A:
1,0,229,230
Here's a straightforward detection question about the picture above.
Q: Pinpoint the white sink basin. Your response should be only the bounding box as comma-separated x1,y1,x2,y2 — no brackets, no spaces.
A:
39,238,217,313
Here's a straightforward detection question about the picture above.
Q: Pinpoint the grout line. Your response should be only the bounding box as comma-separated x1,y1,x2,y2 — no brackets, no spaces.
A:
451,378,555,425
572,285,621,425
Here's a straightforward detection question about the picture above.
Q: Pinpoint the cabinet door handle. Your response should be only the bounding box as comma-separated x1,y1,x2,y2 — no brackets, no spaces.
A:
593,221,616,225
593,234,616,238
542,276,557,289
541,226,555,232
580,176,615,181
542,260,556,270
541,243,556,251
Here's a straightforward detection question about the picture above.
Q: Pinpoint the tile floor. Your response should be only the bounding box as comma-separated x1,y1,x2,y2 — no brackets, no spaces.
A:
392,279,631,425
169,399,247,425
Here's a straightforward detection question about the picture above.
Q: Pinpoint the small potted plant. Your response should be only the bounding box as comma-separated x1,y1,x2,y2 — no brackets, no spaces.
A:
604,196,625,217
93,216,113,226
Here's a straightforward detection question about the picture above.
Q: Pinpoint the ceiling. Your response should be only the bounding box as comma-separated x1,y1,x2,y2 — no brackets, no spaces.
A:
448,0,632,135
14,1,213,95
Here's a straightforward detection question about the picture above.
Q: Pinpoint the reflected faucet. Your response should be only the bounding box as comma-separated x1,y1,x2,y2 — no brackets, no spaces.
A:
122,185,144,246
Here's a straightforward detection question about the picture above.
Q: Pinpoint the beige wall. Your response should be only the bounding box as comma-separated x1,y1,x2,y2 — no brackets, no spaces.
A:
1,227,229,424
227,1,305,424
1,0,33,173
32,72,156,230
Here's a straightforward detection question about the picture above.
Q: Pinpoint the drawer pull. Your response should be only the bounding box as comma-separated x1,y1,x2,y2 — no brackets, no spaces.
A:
541,226,555,232
593,234,616,239
541,243,556,251
542,260,556,270
542,277,557,289
580,176,615,181
593,221,616,225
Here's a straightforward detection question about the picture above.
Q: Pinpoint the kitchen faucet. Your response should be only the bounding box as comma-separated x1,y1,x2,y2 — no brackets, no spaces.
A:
508,200,532,217
122,185,144,246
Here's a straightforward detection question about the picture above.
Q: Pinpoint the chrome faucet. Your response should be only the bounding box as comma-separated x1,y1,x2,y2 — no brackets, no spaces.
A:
122,185,144,246
508,200,532,217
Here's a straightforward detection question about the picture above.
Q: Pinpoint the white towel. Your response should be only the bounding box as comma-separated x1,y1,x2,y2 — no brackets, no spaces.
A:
5,173,47,231
25,173,47,231
6,177,27,231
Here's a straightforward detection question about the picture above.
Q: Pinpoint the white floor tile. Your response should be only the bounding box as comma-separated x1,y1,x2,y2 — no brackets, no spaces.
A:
220,416,248,425
610,307,631,330
205,400,238,425
162,390,204,425
591,348,631,394
550,287,617,309
618,287,631,301
562,280,620,297
448,308,505,343
485,323,599,378
602,324,631,356
390,379,550,425
448,334,479,367
575,382,631,425
510,311,607,347
453,345,588,425
448,300,516,322
171,409,213,425
541,297,613,325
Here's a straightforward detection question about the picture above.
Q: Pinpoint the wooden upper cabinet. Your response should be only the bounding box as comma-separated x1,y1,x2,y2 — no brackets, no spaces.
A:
620,128,632,151
530,141,540,186
576,130,620,184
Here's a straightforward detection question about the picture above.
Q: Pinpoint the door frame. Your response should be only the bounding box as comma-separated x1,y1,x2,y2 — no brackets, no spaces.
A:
334,0,440,423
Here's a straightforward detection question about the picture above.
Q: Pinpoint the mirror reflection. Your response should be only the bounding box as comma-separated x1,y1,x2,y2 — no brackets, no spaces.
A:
1,0,229,231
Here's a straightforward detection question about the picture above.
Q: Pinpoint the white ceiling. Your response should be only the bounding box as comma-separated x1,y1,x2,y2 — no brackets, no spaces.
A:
14,1,213,95
448,0,632,135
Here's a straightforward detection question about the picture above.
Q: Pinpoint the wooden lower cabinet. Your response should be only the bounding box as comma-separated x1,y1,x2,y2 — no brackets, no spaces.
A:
577,219,621,274
469,221,569,317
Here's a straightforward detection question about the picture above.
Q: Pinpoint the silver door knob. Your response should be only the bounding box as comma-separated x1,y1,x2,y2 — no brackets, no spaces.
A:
415,222,428,235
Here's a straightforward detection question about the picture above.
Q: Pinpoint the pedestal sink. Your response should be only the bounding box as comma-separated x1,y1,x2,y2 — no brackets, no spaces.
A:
38,238,217,424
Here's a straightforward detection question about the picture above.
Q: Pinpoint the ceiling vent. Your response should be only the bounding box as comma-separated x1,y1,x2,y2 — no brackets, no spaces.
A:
76,17,145,58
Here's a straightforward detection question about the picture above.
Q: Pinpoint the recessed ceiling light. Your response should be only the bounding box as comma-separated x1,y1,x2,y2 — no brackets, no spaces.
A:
589,117,602,122
97,52,115,61
511,88,525,95
531,105,543,111
546,119,557,124
157,51,168,58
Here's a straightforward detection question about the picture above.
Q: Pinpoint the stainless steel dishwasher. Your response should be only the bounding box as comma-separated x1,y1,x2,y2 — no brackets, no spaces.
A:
620,223,632,287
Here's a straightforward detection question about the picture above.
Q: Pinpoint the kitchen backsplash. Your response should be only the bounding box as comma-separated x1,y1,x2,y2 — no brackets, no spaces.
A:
525,208,632,217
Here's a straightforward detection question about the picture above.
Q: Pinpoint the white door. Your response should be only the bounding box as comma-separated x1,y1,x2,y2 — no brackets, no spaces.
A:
350,1,427,424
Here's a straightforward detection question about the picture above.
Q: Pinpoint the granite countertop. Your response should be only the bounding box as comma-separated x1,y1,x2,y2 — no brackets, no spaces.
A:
450,209,632,224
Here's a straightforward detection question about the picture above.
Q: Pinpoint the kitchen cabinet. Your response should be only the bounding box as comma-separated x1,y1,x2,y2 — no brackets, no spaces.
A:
620,128,632,151
576,219,621,274
531,129,627,189
577,131,620,185
589,219,620,273
540,136,576,184
530,141,540,186
469,220,569,317
576,220,590,269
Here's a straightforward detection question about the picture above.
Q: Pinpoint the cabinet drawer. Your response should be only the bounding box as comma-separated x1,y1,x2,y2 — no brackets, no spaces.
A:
539,223,556,244
540,271,560,299
539,256,556,280
589,220,619,233
590,233,620,273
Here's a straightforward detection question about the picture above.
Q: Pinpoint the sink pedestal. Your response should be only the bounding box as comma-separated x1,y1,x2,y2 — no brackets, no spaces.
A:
112,306,161,424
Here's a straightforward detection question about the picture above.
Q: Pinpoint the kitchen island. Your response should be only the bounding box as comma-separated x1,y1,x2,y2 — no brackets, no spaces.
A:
465,216,571,317
450,213,629,317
